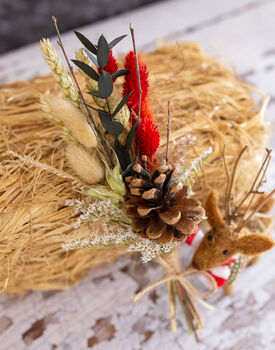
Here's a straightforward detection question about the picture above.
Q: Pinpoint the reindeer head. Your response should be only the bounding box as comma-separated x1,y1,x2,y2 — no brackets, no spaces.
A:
192,147,275,271
192,191,274,270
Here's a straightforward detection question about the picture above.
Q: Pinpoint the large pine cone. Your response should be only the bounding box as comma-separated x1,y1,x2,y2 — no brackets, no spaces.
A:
125,161,205,244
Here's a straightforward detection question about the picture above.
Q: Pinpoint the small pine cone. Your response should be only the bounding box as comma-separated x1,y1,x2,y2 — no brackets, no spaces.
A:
125,160,205,244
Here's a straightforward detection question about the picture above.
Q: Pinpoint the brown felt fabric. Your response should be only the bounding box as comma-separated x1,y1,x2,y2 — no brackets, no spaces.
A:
236,234,274,255
192,226,237,270
205,191,225,228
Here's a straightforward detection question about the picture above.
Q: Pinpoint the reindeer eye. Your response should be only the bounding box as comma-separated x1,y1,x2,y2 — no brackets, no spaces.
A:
223,249,229,255
207,235,213,241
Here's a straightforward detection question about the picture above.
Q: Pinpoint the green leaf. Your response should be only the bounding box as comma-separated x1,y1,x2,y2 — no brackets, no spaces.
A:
125,122,137,151
112,91,132,117
97,34,110,69
111,69,129,80
74,31,97,54
114,123,137,170
98,71,113,98
122,163,133,177
87,71,113,99
115,139,131,171
106,164,126,196
98,110,123,136
85,103,98,111
72,60,99,81
86,185,124,203
85,49,99,68
109,35,127,49
88,91,104,99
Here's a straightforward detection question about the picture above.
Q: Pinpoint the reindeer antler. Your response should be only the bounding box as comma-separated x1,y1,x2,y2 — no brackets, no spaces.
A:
233,149,272,215
205,191,225,227
222,145,230,223
235,149,273,232
223,145,248,225
236,189,275,232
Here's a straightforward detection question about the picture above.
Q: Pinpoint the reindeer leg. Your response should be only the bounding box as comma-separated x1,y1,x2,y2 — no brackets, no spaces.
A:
246,255,260,267
223,283,234,296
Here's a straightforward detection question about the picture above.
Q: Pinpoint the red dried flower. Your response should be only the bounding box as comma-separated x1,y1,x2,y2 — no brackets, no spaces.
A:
141,98,155,123
98,50,118,80
129,98,154,125
136,118,160,159
123,51,149,111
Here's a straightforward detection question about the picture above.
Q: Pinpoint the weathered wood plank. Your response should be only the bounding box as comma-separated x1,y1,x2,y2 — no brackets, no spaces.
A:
0,0,268,83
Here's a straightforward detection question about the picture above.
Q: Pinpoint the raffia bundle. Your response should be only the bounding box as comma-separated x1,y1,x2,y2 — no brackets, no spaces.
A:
0,43,269,295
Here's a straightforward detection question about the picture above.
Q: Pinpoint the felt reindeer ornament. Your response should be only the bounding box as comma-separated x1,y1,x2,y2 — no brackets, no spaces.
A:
192,147,275,295
185,229,235,287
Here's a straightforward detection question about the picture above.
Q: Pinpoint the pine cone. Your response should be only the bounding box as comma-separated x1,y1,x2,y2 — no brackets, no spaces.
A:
125,160,205,244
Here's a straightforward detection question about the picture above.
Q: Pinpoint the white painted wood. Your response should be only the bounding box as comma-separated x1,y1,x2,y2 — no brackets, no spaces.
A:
0,0,268,83
1,0,275,349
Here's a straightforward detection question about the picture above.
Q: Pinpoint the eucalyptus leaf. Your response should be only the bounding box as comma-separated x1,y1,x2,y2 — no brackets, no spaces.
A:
115,139,131,171
85,49,99,68
72,60,99,81
74,31,97,54
98,110,123,136
112,91,132,117
111,69,129,80
84,103,97,112
114,123,137,170
97,34,110,69
109,35,127,49
98,71,113,98
122,163,133,177
125,122,137,151
88,91,105,99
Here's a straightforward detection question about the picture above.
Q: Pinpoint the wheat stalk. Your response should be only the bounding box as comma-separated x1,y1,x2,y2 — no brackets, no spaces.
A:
7,150,85,191
41,38,80,108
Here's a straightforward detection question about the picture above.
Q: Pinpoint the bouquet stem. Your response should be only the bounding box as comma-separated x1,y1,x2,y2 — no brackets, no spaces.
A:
156,248,203,340
132,247,217,338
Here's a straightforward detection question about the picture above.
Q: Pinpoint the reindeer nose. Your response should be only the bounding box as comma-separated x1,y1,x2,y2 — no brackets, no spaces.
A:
192,260,200,270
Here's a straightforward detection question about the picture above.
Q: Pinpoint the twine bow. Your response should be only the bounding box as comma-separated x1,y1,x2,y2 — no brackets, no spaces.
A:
131,249,218,332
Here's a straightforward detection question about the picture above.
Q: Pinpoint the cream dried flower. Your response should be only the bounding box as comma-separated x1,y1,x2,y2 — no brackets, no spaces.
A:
65,144,104,184
42,96,97,148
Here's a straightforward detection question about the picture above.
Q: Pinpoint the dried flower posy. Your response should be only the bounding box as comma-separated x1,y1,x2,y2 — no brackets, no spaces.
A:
36,17,275,339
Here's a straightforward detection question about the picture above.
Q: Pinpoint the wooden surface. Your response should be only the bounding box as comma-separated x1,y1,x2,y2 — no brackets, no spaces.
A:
1,0,275,349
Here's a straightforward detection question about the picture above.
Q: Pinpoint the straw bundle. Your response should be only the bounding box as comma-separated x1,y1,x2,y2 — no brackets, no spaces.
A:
0,43,269,295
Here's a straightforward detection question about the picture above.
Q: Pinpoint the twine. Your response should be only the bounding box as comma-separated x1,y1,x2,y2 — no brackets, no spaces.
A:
132,248,217,332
